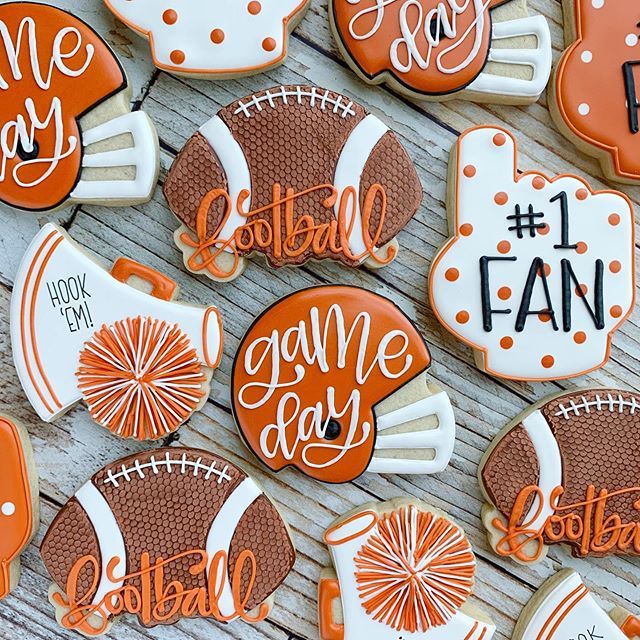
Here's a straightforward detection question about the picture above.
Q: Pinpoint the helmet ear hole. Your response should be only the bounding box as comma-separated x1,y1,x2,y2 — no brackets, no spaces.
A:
323,419,342,441
17,139,39,162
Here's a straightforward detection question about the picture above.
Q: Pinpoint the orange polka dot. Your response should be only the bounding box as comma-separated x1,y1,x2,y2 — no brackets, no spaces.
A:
445,268,459,282
538,310,552,323
500,336,514,350
463,165,476,178
610,305,623,318
609,213,621,226
541,355,555,369
493,133,506,146
262,37,276,51
610,260,622,274
574,331,587,344
576,242,588,254
538,223,550,235
494,192,509,205
532,176,545,190
460,223,473,236
538,263,551,277
248,0,262,14
576,189,588,201
162,9,178,24
170,49,185,64
498,286,511,301
210,29,225,44
456,311,470,324
497,240,511,254
575,284,588,297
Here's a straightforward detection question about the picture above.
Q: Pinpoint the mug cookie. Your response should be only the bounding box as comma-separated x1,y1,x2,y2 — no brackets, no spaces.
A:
329,0,552,103
0,417,38,600
0,2,159,212
232,285,456,484
429,125,635,381
41,447,296,635
514,570,639,640
103,0,309,78
319,498,495,639
11,223,223,439
164,85,422,282
551,0,640,183
480,388,640,564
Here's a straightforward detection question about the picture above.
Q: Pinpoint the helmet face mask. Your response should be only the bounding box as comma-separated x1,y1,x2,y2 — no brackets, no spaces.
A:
232,286,456,483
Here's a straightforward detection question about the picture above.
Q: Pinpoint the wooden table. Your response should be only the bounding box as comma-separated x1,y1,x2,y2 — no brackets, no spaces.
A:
1,0,638,638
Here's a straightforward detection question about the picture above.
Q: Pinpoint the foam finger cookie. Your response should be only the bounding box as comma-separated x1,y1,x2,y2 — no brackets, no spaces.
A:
41,447,296,635
330,0,552,104
319,498,495,639
164,85,422,282
429,125,635,382
0,2,159,212
231,285,456,484
103,0,309,78
0,417,38,600
11,223,223,440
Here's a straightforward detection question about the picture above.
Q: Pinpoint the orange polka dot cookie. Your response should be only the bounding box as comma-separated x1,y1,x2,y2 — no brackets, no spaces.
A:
103,0,310,78
550,0,640,183
429,125,635,381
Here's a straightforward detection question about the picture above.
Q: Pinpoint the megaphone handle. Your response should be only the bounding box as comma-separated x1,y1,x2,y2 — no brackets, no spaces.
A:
111,258,177,302
622,616,640,638
318,577,344,640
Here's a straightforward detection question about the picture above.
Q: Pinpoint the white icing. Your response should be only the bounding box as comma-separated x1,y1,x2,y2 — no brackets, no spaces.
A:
429,126,635,380
554,392,640,419
333,114,389,258
10,224,223,422
75,480,127,614
103,0,308,73
205,477,262,619
1,501,15,516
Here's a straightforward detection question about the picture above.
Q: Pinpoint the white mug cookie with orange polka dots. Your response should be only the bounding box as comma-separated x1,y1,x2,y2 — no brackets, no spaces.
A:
103,0,310,78
429,125,635,381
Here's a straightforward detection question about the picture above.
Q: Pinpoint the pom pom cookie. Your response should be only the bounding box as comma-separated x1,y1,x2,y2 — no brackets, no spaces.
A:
514,570,640,640
103,0,309,78
479,388,640,564
329,0,552,104
0,2,159,212
0,417,38,600
429,125,635,382
11,223,223,440
232,286,456,484
550,0,640,184
319,498,496,640
164,85,422,282
41,447,295,636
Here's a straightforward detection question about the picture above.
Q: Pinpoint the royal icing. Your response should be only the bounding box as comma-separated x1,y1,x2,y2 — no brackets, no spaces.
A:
103,0,309,76
320,501,495,640
330,0,552,100
0,3,158,211
232,286,456,483
11,224,223,439
41,448,296,634
553,0,640,182
430,126,635,381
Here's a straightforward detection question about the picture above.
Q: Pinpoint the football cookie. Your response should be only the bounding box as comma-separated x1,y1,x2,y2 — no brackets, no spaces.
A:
0,2,159,212
480,388,640,564
164,85,422,282
11,223,223,440
103,0,309,78
329,0,552,103
551,1,640,184
231,286,456,484
41,447,296,635
429,125,635,381
0,417,38,600
514,570,640,640
319,498,495,639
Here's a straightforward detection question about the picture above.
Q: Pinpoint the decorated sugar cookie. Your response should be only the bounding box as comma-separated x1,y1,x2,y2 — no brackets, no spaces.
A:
232,286,456,484
551,1,640,183
103,0,309,78
11,224,223,439
164,85,422,282
429,126,635,381
319,498,495,639
514,570,639,640
480,388,640,564
0,417,38,600
41,447,295,635
329,0,552,103
0,3,159,212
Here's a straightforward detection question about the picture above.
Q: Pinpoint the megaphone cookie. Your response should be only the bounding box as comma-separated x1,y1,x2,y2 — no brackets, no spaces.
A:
232,286,456,483
429,125,635,381
11,224,223,440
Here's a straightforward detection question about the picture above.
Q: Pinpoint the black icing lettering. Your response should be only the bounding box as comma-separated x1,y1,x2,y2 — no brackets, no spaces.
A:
515,257,558,332
480,256,516,331
507,204,545,239
68,276,80,301
79,273,90,298
551,191,577,250
561,258,604,331
624,60,640,134
57,278,70,304
587,626,603,640
46,281,60,307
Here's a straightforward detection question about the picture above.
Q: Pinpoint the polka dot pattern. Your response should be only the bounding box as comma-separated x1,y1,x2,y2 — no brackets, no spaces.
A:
162,9,177,25
1,502,15,516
